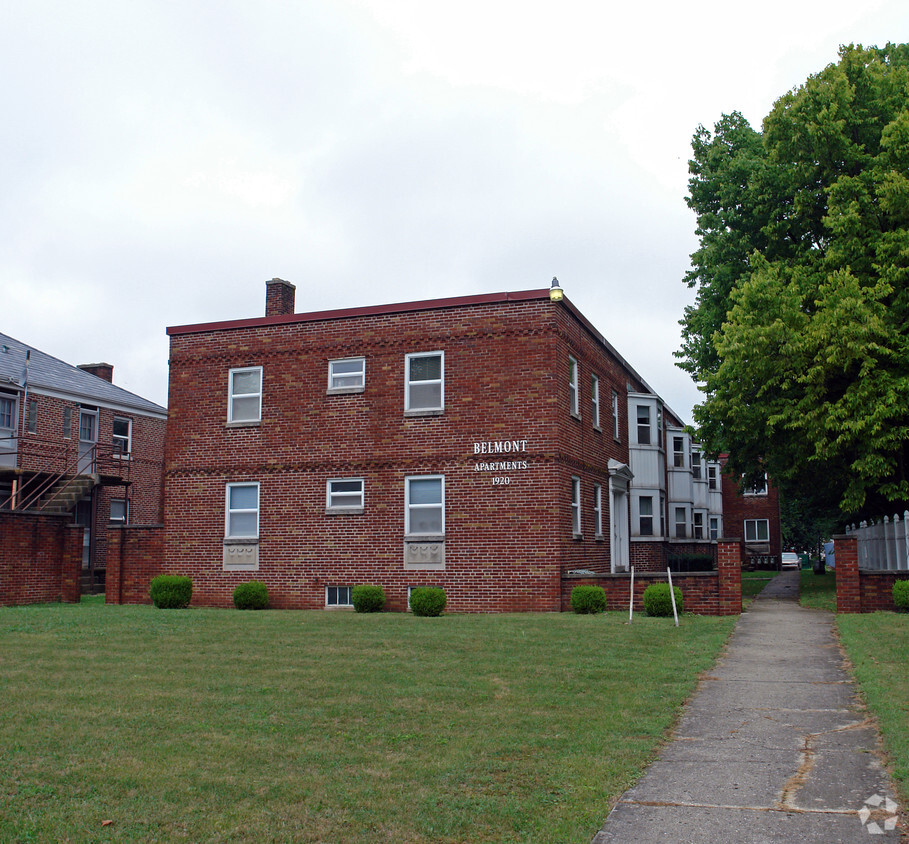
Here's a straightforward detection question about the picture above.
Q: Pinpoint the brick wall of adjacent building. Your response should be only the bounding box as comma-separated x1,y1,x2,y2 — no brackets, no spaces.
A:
720,461,782,566
0,512,82,605
833,534,909,613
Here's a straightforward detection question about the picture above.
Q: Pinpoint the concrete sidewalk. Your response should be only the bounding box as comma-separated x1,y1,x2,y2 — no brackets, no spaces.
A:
592,570,903,843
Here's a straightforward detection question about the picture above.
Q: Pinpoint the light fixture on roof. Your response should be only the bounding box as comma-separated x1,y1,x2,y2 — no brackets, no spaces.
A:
549,276,564,302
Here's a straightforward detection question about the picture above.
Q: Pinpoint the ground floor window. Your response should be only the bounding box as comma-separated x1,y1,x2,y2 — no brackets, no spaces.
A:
693,511,704,539
109,499,128,523
571,477,581,536
326,586,352,606
709,516,720,540
405,475,444,535
226,482,259,539
745,518,769,543
593,484,603,537
639,495,654,536
674,506,687,539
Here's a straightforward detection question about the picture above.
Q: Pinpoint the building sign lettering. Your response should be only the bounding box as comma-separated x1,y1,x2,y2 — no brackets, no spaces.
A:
472,439,529,484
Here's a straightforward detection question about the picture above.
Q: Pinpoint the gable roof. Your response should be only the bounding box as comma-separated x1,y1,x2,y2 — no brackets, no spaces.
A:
0,333,166,419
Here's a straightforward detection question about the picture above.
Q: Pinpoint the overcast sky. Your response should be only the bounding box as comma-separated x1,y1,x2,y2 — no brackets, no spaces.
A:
3,1,906,420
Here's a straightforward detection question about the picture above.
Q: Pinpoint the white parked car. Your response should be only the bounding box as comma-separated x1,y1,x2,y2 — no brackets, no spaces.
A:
781,552,800,569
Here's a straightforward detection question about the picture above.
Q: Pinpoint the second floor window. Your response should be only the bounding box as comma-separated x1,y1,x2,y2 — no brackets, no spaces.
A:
405,353,443,412
743,473,768,495
637,406,651,445
113,417,131,455
708,465,718,490
328,357,365,392
0,394,14,431
591,375,600,427
692,450,702,479
611,390,620,439
228,367,262,423
568,356,579,416
673,437,685,468
326,478,364,510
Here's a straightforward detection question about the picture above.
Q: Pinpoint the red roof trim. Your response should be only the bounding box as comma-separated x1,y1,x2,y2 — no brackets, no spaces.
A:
167,289,550,336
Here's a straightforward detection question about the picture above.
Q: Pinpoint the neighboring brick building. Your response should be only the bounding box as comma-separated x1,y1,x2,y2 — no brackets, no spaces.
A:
163,280,723,611
719,455,782,568
0,333,166,593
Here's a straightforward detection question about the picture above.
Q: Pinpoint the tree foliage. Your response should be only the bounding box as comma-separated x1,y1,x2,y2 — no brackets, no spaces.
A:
680,44,909,518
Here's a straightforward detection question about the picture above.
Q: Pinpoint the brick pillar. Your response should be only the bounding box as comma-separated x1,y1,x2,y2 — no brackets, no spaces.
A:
61,525,84,603
265,278,296,316
834,534,860,613
107,526,122,605
716,538,743,615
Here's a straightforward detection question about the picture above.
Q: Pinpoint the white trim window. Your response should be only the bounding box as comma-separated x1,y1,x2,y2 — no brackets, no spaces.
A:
709,516,721,540
0,393,15,434
112,416,132,456
636,405,651,445
225,482,260,539
326,586,352,607
571,476,581,536
228,367,262,423
593,483,603,537
691,449,702,479
660,493,666,537
674,506,688,539
328,357,365,392
639,495,654,536
745,519,770,543
708,465,718,491
405,352,444,412
326,478,364,511
568,356,579,417
405,475,444,536
611,390,620,440
672,436,685,468
743,473,768,496
591,375,600,428
109,499,128,523
27,400,37,435
693,511,704,539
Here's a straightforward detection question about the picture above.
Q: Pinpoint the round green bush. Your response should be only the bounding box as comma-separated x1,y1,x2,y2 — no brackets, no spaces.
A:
643,582,683,617
893,580,909,611
409,587,447,617
149,574,192,609
570,585,607,614
233,580,269,610
351,584,385,613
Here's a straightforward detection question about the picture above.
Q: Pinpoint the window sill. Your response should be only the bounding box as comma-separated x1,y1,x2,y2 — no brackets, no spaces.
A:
573,533,584,541
404,534,445,543
570,412,581,421
224,537,260,546
325,507,365,516
594,533,605,542
225,420,261,428
326,386,365,395
404,409,444,417
592,424,602,433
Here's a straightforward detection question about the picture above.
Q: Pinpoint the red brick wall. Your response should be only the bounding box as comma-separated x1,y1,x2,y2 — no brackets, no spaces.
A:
164,295,671,611
720,461,782,561
106,524,166,604
0,512,82,605
833,534,909,613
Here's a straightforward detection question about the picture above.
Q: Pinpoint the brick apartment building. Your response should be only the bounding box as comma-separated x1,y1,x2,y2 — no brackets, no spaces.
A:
720,455,782,568
161,279,723,612
0,333,166,594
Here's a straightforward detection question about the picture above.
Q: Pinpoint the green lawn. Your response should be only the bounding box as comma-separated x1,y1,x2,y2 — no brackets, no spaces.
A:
0,602,736,843
741,571,776,606
799,568,837,611
837,612,909,806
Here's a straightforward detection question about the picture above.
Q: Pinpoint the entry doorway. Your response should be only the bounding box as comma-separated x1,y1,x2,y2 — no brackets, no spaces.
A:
608,460,633,573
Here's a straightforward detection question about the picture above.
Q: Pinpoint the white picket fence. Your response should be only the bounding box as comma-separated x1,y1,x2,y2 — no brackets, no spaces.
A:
846,511,909,570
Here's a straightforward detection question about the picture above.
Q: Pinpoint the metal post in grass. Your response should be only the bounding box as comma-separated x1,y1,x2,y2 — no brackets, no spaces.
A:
628,566,635,623
667,568,679,627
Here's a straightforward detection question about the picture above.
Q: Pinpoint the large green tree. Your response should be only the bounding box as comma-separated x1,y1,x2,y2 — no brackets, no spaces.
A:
680,43,909,518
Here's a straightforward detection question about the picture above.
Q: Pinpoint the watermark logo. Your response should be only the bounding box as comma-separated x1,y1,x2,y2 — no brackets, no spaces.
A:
859,793,899,835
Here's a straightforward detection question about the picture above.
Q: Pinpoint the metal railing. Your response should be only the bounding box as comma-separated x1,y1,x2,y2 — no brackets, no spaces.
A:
846,513,909,571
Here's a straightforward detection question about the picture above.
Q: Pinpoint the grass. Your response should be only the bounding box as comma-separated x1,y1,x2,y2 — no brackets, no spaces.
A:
741,571,776,606
837,612,909,806
0,602,736,843
799,567,837,611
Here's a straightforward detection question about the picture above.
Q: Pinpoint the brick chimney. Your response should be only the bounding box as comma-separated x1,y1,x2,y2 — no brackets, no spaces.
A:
78,363,114,383
265,278,296,317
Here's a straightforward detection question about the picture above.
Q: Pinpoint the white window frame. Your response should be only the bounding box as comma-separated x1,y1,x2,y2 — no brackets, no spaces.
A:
326,478,364,512
639,495,654,536
611,390,620,440
568,356,579,417
327,357,365,393
709,516,720,540
743,473,768,496
228,366,263,424
225,482,260,539
591,374,600,428
0,393,15,434
674,506,688,539
571,476,581,536
326,586,353,607
109,499,128,523
745,518,770,543
405,352,444,413
672,436,685,468
636,405,651,445
112,416,132,457
593,483,603,537
405,475,445,537
660,493,666,537
691,450,702,479
26,399,37,435
708,465,718,491
693,511,705,539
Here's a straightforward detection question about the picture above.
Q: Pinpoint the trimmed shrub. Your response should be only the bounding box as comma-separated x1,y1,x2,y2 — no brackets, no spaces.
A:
149,575,192,609
351,584,385,613
893,580,909,612
643,582,683,617
233,580,269,610
409,587,447,617
570,585,607,614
